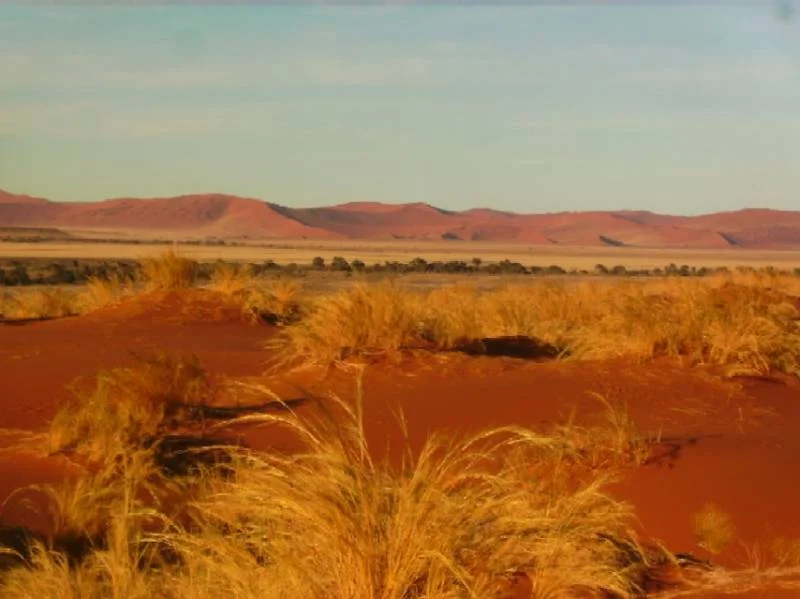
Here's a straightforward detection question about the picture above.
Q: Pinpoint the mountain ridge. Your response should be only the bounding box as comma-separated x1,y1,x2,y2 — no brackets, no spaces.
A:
1,189,799,249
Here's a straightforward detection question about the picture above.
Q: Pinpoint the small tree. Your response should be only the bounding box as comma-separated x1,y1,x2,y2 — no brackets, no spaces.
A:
610,265,627,276
311,256,325,270
8,265,31,286
330,256,351,272
409,257,428,272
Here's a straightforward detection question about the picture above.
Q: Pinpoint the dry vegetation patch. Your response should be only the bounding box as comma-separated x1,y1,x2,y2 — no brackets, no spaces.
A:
139,249,198,291
272,276,800,376
3,355,798,597
0,287,79,321
693,503,736,556
3,253,798,380
208,262,304,324
0,357,698,598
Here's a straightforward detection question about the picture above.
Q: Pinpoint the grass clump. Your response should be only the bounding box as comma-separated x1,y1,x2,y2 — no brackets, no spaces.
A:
694,503,736,555
49,353,214,463
556,393,655,470
269,281,424,365
208,263,304,325
76,273,136,313
0,287,79,320
138,249,198,291
208,262,255,297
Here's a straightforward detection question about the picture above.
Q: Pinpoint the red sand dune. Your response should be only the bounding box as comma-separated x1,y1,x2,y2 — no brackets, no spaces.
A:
2,187,800,248
1,294,800,597
0,190,51,205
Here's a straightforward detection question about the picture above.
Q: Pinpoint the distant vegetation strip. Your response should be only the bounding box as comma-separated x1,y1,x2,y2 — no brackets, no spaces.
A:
3,250,799,379
3,254,800,287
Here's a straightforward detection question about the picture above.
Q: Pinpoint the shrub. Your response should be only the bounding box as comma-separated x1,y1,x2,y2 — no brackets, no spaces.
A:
497,259,527,275
408,257,428,272
330,256,351,272
3,265,31,286
611,265,627,276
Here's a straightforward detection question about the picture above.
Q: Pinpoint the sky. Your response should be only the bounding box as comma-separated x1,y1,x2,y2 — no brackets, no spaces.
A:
0,3,799,215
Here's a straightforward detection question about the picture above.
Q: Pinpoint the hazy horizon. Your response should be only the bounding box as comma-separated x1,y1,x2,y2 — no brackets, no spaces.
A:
1,3,799,215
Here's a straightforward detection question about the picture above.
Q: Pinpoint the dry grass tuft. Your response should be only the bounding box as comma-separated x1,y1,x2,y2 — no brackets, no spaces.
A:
76,273,136,313
170,390,664,598
49,353,215,463
208,262,255,297
0,287,79,320
555,394,654,470
208,263,304,324
267,281,423,365
694,503,736,555
240,278,305,325
770,538,800,568
138,249,198,291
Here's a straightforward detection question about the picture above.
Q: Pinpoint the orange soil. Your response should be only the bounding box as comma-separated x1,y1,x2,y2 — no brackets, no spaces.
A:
1,294,799,596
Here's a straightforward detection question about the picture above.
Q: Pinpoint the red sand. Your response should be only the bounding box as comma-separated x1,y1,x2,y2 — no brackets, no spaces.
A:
3,187,800,248
1,297,799,596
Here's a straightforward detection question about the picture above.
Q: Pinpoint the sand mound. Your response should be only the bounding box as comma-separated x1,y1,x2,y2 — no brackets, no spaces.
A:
84,288,250,325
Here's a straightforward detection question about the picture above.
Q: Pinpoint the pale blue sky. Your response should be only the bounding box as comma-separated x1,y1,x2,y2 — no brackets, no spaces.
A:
1,4,798,214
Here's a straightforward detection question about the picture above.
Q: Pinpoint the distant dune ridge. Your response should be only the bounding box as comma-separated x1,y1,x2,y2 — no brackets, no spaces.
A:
1,188,800,248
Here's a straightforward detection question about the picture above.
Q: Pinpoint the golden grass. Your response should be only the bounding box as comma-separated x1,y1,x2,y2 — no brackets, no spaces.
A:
77,273,136,312
693,503,736,555
771,538,800,567
172,397,661,598
208,262,304,324
208,261,255,297
0,287,79,320
139,249,198,291
49,353,214,463
555,394,655,470
0,253,305,322
273,274,800,375
0,359,678,598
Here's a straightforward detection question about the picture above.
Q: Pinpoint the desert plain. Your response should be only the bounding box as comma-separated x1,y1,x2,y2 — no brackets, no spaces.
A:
0,231,798,599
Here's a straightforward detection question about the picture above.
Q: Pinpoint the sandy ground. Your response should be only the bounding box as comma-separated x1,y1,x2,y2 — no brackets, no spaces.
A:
1,295,799,597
